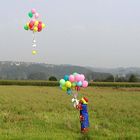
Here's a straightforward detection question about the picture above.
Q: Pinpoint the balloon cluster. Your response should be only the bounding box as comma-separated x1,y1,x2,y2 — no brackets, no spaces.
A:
59,73,88,95
24,9,46,55
24,9,46,32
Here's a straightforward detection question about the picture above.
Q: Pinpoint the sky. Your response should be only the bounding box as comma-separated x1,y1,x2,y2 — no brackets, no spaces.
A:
0,0,140,68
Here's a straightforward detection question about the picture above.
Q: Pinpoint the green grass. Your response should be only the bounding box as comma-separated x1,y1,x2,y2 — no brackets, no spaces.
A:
0,86,140,140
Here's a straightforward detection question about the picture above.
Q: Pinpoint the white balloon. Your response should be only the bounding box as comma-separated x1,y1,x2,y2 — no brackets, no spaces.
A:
32,44,37,47
33,39,36,43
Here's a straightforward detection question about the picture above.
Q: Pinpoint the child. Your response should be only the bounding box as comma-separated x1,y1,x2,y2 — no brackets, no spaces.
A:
76,97,89,133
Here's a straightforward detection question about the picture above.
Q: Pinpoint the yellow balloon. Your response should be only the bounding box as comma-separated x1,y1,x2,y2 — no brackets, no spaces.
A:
26,22,29,28
34,21,39,26
33,27,38,32
65,81,72,88
62,86,67,91
42,23,46,28
32,50,37,55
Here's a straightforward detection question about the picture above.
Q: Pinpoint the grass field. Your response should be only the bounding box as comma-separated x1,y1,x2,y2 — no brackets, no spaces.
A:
0,86,140,140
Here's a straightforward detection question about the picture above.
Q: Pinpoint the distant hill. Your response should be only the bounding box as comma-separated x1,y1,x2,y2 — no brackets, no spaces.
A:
0,61,111,80
88,67,140,77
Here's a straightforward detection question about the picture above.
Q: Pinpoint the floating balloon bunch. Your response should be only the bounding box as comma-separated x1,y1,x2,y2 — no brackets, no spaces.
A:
59,72,88,95
24,9,46,55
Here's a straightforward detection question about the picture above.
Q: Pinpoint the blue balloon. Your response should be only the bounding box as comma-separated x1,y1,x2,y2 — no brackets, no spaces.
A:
64,75,69,81
67,88,72,95
77,81,82,87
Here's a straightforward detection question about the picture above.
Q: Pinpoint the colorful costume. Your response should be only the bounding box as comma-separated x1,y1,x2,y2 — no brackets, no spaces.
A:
76,97,89,133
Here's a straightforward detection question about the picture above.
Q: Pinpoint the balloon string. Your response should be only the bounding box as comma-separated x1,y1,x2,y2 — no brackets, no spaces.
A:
32,32,36,47
33,32,35,41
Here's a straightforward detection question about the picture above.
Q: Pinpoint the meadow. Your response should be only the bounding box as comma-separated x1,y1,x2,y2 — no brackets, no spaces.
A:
0,86,140,140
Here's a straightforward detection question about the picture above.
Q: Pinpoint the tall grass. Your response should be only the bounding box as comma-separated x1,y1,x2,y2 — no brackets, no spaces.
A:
0,86,140,139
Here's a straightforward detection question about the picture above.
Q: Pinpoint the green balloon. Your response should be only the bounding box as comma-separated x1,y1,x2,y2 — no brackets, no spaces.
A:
73,72,78,76
28,12,33,18
24,25,29,30
59,79,65,86
72,82,76,87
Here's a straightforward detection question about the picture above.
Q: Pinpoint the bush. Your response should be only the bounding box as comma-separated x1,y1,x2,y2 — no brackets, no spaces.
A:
48,76,57,81
0,80,140,88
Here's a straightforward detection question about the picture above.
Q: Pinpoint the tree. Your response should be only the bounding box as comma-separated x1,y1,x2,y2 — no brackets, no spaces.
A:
128,74,138,82
104,75,114,82
48,76,57,81
28,72,47,80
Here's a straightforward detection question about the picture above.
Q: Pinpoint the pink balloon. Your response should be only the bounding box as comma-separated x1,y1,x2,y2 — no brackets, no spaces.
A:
75,74,81,82
80,74,85,81
38,23,42,32
31,8,36,14
69,75,75,82
31,19,36,22
35,13,39,19
82,81,88,88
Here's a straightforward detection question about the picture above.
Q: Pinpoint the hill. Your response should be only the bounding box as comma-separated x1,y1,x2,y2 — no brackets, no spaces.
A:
0,61,111,80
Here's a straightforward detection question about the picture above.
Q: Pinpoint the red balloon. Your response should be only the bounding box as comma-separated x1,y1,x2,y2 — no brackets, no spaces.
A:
38,23,42,32
39,21,42,24
29,21,35,29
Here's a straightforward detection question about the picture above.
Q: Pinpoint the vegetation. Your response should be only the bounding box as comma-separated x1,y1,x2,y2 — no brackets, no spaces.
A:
0,86,140,139
48,76,57,81
28,72,47,80
1,80,140,88
128,74,138,82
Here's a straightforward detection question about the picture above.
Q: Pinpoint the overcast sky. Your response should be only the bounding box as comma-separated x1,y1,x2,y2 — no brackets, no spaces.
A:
0,0,140,68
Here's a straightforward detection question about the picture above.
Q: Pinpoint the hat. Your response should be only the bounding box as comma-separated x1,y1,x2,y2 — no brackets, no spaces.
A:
81,97,88,104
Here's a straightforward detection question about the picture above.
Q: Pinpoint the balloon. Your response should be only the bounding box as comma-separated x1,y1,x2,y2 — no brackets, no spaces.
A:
73,72,78,76
62,86,67,91
39,21,42,24
64,75,69,81
65,81,72,88
32,50,37,55
28,12,33,18
77,81,82,87
34,21,39,26
82,81,88,88
75,86,80,91
29,21,35,29
42,23,46,28
80,74,85,81
72,82,76,87
26,22,29,28
31,8,36,14
67,88,72,95
69,75,75,82
32,44,37,47
33,27,38,32
31,19,36,22
38,23,42,32
75,74,81,82
59,79,66,86
24,25,29,30
35,13,39,19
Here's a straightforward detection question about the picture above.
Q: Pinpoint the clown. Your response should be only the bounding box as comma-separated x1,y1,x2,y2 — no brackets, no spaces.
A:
75,97,89,133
